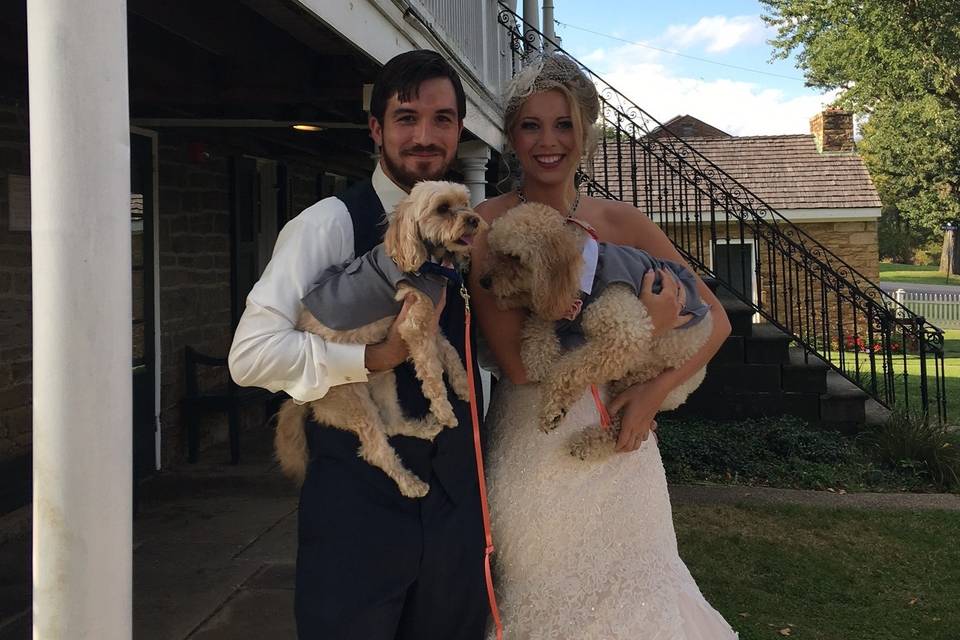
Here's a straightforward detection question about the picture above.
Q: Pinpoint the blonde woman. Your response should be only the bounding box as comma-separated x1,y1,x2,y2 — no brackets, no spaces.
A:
469,54,739,638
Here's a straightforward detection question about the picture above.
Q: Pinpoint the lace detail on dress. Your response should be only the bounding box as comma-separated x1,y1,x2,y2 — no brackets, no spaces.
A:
485,382,738,640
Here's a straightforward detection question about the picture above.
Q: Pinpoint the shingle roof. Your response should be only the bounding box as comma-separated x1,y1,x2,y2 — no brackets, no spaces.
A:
591,134,882,210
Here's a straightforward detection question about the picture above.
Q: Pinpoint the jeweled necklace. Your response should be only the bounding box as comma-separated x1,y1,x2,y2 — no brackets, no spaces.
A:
516,185,581,219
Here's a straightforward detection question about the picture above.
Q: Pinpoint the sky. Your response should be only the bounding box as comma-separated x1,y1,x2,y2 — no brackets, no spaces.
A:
536,0,839,136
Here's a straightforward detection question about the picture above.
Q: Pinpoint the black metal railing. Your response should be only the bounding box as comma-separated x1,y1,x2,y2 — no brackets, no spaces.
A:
496,4,948,424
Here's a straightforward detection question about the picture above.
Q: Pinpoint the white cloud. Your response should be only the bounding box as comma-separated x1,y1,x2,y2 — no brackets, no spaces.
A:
662,15,768,53
581,43,838,136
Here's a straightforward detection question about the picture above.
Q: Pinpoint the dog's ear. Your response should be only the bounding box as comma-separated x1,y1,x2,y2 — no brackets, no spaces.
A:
384,191,428,273
531,220,583,319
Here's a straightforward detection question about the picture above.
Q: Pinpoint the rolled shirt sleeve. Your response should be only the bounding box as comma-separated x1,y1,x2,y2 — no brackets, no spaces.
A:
227,198,369,403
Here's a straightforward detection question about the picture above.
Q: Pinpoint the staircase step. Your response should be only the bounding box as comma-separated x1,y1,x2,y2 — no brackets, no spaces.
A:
713,336,745,364
782,391,823,421
781,363,828,394
745,324,791,364
702,363,782,393
715,294,754,337
819,371,869,431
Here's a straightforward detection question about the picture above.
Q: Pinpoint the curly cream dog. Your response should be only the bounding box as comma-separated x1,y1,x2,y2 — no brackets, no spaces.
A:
479,202,712,458
275,181,485,497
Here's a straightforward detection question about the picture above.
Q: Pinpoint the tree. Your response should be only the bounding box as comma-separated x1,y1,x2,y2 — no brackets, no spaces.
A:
761,0,960,264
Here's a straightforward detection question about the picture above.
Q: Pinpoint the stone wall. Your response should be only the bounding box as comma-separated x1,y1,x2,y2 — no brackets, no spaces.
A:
0,102,32,466
687,217,882,344
155,135,236,465
0,116,372,472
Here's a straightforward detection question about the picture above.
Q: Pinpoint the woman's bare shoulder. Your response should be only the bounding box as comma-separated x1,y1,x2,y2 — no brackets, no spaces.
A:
475,191,520,224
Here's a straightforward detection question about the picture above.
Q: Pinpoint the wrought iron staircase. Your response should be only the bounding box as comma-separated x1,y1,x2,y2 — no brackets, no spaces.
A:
496,5,948,425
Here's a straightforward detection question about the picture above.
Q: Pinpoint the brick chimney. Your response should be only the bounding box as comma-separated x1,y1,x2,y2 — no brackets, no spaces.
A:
810,108,854,152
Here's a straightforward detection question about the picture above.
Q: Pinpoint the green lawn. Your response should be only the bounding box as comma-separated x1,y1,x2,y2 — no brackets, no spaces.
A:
899,329,960,425
675,503,960,640
879,263,960,287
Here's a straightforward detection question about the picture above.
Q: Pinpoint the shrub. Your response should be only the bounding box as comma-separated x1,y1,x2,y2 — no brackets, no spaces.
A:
859,408,960,490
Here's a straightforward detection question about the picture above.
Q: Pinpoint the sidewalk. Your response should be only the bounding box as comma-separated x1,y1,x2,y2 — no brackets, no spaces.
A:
2,426,959,640
0,428,300,640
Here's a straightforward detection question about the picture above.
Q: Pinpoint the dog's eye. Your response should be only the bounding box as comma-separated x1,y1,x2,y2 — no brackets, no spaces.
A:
437,203,450,214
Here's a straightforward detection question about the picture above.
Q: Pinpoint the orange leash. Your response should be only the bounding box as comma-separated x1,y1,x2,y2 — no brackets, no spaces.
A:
460,282,504,640
590,384,613,431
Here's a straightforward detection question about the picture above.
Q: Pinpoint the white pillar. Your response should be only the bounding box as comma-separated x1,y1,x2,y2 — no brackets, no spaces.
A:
457,140,492,207
27,1,132,638
542,1,556,52
456,141,493,415
523,0,541,52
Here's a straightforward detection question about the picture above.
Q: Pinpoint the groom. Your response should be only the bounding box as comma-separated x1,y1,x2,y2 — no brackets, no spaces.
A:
228,50,488,639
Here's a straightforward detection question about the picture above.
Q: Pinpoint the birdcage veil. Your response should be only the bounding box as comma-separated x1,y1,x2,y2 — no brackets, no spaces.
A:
503,53,600,131
500,52,601,193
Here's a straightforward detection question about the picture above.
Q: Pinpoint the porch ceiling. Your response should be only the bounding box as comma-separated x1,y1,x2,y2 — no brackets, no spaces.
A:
0,0,382,157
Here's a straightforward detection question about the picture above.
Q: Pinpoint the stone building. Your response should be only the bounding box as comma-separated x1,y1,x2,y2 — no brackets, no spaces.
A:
594,111,882,323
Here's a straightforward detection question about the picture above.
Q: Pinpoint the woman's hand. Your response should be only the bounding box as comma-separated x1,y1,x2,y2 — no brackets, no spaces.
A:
640,269,692,337
607,377,669,452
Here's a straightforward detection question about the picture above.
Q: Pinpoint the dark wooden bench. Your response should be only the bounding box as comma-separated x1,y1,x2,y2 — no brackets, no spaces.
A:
182,346,281,464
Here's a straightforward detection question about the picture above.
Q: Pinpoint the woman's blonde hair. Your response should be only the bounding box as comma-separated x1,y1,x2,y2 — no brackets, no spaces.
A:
503,53,601,164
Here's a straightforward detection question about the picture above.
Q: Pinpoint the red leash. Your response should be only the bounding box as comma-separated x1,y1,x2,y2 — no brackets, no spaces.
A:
460,282,504,640
590,384,613,431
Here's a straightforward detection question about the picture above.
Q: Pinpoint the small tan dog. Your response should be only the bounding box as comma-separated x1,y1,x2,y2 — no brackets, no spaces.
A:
275,181,486,496
479,202,712,458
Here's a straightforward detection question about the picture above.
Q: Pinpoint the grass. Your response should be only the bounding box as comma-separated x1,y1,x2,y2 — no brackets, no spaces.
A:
894,329,960,426
879,262,960,287
675,503,960,640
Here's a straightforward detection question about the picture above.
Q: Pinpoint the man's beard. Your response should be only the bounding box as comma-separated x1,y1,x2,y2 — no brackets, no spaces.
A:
381,147,451,190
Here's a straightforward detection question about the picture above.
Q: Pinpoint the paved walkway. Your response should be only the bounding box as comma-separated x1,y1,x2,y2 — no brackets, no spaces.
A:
1,426,958,640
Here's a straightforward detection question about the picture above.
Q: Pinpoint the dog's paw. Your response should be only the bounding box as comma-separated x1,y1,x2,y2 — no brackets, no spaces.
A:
399,476,430,498
450,378,471,403
539,408,566,433
430,400,458,428
569,425,617,461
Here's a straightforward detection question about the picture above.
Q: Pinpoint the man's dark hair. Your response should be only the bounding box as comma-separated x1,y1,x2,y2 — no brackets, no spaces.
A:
369,50,467,124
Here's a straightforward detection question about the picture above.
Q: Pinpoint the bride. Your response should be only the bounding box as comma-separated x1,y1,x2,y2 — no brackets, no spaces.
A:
468,53,739,639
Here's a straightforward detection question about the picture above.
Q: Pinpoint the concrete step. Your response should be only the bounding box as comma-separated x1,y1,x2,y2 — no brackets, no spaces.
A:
781,348,829,394
712,335,746,364
700,362,782,393
820,370,870,432
744,323,792,364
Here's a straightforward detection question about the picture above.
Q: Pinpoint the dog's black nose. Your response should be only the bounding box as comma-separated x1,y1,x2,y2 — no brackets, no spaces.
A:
479,275,492,290
466,215,479,229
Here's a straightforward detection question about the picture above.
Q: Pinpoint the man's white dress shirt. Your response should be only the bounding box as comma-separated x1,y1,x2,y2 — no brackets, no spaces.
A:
228,164,407,402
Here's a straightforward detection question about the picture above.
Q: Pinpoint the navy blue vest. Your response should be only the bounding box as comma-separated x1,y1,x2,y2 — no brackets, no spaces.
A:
305,180,481,504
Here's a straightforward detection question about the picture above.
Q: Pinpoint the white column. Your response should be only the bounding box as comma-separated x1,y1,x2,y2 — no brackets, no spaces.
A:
27,1,132,639
457,140,492,207
542,1,556,51
523,0,541,52
457,141,493,415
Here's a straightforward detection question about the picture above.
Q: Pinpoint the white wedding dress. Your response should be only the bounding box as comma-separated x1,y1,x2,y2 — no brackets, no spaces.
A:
485,381,738,640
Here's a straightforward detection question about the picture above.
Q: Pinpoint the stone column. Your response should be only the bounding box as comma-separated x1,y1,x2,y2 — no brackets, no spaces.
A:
458,140,492,207
27,0,132,637
457,140,492,414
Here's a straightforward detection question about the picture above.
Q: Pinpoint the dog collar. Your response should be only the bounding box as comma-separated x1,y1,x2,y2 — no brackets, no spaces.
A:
418,260,462,284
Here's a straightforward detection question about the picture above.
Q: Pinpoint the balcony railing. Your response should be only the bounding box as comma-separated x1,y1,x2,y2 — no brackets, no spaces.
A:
408,0,514,98
496,3,948,424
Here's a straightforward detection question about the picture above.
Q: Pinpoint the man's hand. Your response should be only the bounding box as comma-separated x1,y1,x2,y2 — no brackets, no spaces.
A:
363,289,447,372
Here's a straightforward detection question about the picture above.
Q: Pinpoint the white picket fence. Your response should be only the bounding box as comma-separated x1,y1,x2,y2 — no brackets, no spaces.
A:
893,288,960,329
